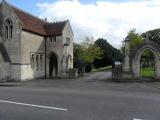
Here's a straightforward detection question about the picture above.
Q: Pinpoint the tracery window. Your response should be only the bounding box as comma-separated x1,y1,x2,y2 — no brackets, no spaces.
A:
5,19,13,40
31,53,44,71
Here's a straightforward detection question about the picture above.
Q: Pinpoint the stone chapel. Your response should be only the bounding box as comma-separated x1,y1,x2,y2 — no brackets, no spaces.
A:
0,1,74,81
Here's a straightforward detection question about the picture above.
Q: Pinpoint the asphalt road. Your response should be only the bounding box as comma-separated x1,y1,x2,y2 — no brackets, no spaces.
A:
1,72,160,120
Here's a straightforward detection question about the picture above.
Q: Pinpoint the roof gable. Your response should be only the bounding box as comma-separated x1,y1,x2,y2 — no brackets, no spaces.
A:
9,4,68,36
11,5,47,35
45,21,67,36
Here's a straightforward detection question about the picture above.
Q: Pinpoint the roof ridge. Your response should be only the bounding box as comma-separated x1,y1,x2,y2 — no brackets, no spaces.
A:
9,4,47,24
47,20,68,24
3,1,70,36
6,1,68,25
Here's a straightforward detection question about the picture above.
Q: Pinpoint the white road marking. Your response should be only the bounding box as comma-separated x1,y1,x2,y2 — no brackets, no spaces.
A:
133,118,142,120
0,100,68,111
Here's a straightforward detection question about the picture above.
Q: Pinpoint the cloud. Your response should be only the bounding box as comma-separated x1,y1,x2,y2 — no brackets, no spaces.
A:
37,0,160,48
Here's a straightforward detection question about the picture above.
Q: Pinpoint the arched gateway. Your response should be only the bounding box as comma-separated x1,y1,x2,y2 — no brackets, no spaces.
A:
127,40,160,80
132,44,160,79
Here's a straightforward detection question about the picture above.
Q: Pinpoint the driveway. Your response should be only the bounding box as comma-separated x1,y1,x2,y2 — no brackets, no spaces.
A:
83,71,112,80
1,71,160,120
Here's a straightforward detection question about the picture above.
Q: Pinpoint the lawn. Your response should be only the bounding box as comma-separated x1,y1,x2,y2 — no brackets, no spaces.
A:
140,67,155,78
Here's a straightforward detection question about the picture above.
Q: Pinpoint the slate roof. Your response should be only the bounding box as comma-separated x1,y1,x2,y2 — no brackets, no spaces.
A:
45,22,67,36
10,5,67,36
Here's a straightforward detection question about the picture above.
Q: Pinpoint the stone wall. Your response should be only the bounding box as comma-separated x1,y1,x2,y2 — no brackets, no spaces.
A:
21,31,45,80
0,3,2,37
45,21,74,78
0,63,10,81
0,50,10,81
46,36,63,77
62,22,73,69
1,1,22,63
0,1,22,80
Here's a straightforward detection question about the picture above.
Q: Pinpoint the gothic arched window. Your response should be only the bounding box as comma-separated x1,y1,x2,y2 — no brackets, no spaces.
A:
5,19,13,40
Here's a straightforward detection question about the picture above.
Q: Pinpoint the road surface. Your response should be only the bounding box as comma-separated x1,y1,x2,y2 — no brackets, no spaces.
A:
0,72,160,120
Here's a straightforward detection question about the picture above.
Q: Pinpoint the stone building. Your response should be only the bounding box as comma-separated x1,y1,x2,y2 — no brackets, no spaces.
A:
0,1,74,81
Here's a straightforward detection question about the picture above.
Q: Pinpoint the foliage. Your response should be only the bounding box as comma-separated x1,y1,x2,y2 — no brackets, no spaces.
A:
73,43,83,66
73,37,103,73
80,37,103,64
142,28,160,45
141,50,154,59
125,28,160,49
94,38,122,68
140,50,154,69
127,29,143,49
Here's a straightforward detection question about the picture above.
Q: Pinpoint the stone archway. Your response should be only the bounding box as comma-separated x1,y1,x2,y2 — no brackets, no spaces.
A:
132,44,160,79
49,52,58,77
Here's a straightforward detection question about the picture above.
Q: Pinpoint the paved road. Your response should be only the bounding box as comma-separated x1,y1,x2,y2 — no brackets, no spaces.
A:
1,72,160,120
83,71,112,80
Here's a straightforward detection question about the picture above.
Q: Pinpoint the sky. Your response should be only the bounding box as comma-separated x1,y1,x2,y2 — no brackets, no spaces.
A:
6,0,160,48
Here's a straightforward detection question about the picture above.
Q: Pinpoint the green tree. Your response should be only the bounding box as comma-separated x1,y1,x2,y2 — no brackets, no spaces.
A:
127,29,143,49
94,38,122,68
142,28,160,45
80,37,103,64
73,43,83,67
73,37,103,72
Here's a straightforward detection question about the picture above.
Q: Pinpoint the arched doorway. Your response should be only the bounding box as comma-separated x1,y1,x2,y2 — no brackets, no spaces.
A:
132,43,160,80
49,53,58,77
140,49,155,80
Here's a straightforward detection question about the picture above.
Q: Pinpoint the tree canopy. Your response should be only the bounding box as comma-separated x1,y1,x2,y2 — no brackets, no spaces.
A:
73,37,103,71
124,28,160,51
94,38,122,68
80,37,103,64
142,28,160,45
126,29,143,49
